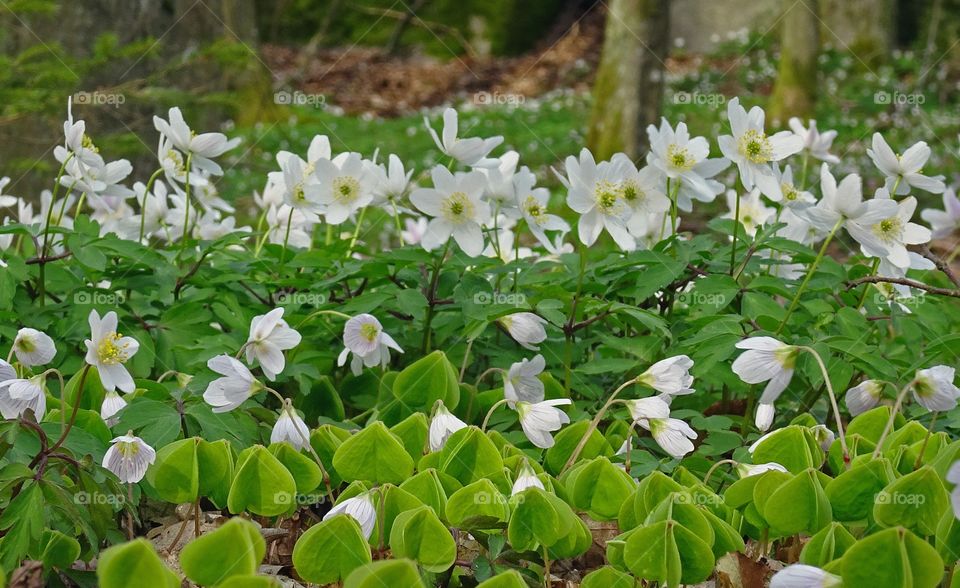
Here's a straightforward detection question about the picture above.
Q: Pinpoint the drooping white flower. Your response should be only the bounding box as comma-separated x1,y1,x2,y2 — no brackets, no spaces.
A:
718,98,803,201
504,355,546,407
561,149,636,250
0,177,19,208
498,312,547,351
844,380,883,417
0,375,47,420
811,425,835,451
515,399,571,449
867,133,945,195
271,405,310,450
732,337,799,402
846,189,931,268
204,354,263,413
425,108,503,167
788,118,840,164
639,417,697,458
12,328,56,367
102,433,156,484
314,152,375,225
336,314,403,375
638,355,695,397
646,118,728,210
736,462,788,477
401,217,429,245
429,401,467,452
511,460,545,495
100,390,127,425
626,396,671,422
153,107,240,178
323,493,377,540
84,310,139,393
770,564,841,588
724,188,776,237
410,166,491,256
921,188,960,239
755,402,775,432
912,366,959,412
245,308,302,381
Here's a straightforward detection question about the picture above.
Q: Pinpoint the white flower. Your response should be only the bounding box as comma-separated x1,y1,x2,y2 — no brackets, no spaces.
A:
754,402,775,432
867,133,945,195
947,461,960,519
845,380,883,416
513,167,569,253
429,401,467,451
204,354,262,413
245,308,302,381
638,355,694,396
498,312,547,351
788,118,840,164
626,396,671,421
921,188,960,239
802,164,898,240
279,152,324,215
100,390,127,425
736,462,788,477
732,337,799,403
323,493,377,539
718,98,803,201
846,190,931,268
271,405,310,450
511,461,545,495
0,177,19,207
479,151,521,213
425,108,503,167
336,314,403,375
515,399,571,449
724,189,775,237
12,328,56,367
370,153,414,205
811,425,835,451
646,119,728,210
0,375,47,420
401,217,429,245
770,564,841,588
410,166,491,256
504,355,546,407
773,164,816,210
561,149,636,250
102,434,156,484
912,366,959,412
153,107,240,177
84,310,139,393
612,154,671,217
639,417,697,458
314,152,375,225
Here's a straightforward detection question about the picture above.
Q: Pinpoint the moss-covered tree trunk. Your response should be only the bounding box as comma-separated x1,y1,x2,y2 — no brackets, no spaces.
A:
769,0,821,122
587,0,670,160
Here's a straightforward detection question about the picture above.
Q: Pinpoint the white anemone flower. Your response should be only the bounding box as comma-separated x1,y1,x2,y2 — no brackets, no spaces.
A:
479,151,521,214
846,189,931,269
626,396,671,421
245,308,302,381
153,107,240,177
100,390,127,425
204,354,263,413
773,164,816,210
732,337,799,401
844,380,883,416
0,375,47,420
867,133,945,195
498,312,547,351
370,153,414,206
611,154,671,218
511,460,545,495
515,399,571,449
920,188,960,239
336,314,404,375
754,402,775,432
429,401,467,452
314,152,375,224
271,404,310,450
425,108,503,167
718,98,803,201
102,433,156,484
724,189,776,237
84,310,139,393
638,417,697,458
561,148,636,250
410,166,490,256
736,462,788,477
504,355,546,407
513,167,569,253
13,328,56,367
801,164,898,243
912,366,959,412
788,118,840,164
646,118,729,210
323,493,377,539
770,564,841,588
279,152,324,215
638,355,694,397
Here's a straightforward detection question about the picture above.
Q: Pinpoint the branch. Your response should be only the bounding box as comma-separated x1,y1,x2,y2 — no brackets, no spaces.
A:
25,251,72,265
845,275,960,298
920,244,960,288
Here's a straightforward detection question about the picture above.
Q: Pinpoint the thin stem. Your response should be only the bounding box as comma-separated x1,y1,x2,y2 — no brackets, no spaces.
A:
872,380,917,459
177,153,194,259
281,205,296,268
562,377,638,473
855,258,881,310
775,218,844,335
729,189,741,275
294,309,352,330
138,168,164,243
347,206,368,258
126,483,135,540
798,346,849,468
704,459,739,488
44,365,91,458
481,399,510,431
474,367,503,389
421,239,451,353
40,369,66,428
542,547,551,588
458,339,475,382
913,411,938,470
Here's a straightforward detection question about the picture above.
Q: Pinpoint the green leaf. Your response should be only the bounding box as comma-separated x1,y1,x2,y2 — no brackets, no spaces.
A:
392,350,460,410
343,559,426,588
333,421,414,485
842,527,943,588
180,517,265,586
269,442,322,495
445,479,510,529
566,456,636,520
623,520,714,586
389,505,456,573
800,522,857,567
227,445,297,516
97,539,180,588
399,469,449,516
544,420,613,475
763,469,832,537
750,425,824,473
0,481,45,570
145,437,199,504
476,570,529,588
825,457,895,521
874,466,949,536
197,438,235,507
580,566,636,588
292,515,371,584
34,529,81,570
438,426,503,486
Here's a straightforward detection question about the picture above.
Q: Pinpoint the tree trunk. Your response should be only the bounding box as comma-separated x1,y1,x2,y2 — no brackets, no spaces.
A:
822,0,894,68
769,0,820,123
587,0,670,160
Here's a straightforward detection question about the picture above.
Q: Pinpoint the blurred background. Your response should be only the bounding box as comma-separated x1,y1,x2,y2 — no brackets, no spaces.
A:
1,0,959,205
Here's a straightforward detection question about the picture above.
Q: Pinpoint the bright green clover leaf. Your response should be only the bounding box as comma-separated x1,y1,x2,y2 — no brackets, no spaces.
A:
144,437,199,504
343,558,426,588
763,468,832,537
196,438,235,507
476,569,529,588
333,421,414,485
873,466,949,536
292,514,372,584
580,565,636,588
96,539,179,588
437,426,504,487
623,520,715,586
392,350,460,410
227,445,297,516
389,505,457,573
180,517,265,586
445,478,510,529
842,526,944,588
565,456,636,520
800,522,857,567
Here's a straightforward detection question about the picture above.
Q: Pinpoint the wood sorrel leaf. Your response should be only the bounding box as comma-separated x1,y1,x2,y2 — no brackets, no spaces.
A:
227,445,297,516
180,517,264,586
333,421,414,485
292,515,371,584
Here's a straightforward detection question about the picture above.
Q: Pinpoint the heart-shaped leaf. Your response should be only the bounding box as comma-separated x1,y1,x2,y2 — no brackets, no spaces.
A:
333,421,414,485
180,517,265,586
292,515,371,584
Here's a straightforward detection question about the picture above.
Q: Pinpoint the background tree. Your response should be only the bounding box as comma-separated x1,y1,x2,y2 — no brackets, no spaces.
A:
769,0,821,122
587,0,670,159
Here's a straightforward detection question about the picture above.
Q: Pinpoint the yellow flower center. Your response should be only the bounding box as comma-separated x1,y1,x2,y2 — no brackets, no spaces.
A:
621,180,645,205
594,181,623,214
774,345,798,369
667,144,695,171
82,134,99,153
738,129,773,164
332,176,361,204
872,217,903,243
360,322,379,342
117,441,139,457
442,191,475,223
782,183,798,201
97,332,131,365
523,196,544,221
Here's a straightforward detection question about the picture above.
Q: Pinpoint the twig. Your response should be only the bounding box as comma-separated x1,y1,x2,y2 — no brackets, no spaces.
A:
920,244,960,288
844,276,960,298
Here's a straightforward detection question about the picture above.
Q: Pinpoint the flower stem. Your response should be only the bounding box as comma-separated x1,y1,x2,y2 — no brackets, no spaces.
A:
872,379,917,459
177,153,194,259
729,189,741,275
347,206,367,258
775,218,844,335
798,346,849,468
138,168,164,244
562,377,638,473
481,399,510,431
280,206,295,268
